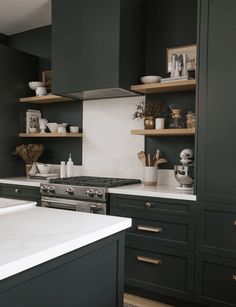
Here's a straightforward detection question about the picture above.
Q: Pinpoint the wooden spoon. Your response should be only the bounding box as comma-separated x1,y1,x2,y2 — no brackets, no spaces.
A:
138,151,146,166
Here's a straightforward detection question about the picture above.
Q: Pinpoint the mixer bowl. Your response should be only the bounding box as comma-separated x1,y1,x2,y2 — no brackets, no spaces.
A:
174,165,194,190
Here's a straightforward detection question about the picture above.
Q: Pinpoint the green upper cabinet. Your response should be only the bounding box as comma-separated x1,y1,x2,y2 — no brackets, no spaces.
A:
197,0,236,204
51,0,145,100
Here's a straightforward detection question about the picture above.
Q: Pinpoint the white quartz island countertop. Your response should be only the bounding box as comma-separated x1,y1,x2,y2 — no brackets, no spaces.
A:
108,184,197,201
0,206,131,281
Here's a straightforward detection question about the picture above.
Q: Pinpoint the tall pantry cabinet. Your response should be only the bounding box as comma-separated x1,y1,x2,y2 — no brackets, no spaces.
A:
196,0,236,306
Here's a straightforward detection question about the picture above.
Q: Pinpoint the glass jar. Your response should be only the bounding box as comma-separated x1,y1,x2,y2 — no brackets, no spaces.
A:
169,109,185,129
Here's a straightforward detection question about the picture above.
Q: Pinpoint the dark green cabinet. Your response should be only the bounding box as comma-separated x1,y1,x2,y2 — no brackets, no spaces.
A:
0,184,40,205
52,0,145,100
110,194,196,302
197,0,236,205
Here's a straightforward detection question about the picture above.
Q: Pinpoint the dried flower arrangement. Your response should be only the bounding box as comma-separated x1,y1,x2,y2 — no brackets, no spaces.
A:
14,144,45,164
133,99,164,119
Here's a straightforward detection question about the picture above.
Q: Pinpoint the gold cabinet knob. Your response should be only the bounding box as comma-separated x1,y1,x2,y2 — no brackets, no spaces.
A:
15,188,21,193
144,202,152,208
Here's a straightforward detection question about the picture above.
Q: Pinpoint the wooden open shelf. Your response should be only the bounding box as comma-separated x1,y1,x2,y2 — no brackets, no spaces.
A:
20,94,74,104
19,132,83,138
131,79,196,94
131,128,195,136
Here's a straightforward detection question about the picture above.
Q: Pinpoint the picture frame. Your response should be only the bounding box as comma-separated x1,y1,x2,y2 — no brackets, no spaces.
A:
167,44,197,73
26,110,41,133
42,70,52,89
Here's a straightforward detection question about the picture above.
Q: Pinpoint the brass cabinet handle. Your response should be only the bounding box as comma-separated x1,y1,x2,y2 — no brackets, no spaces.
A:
137,225,162,233
233,275,236,281
15,188,21,193
137,255,162,265
233,221,236,226
144,202,152,208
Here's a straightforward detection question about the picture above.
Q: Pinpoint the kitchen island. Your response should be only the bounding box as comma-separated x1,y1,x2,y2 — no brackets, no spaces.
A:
0,206,131,307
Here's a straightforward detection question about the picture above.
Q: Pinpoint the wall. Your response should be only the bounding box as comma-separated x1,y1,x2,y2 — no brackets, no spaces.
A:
144,0,198,168
9,26,51,77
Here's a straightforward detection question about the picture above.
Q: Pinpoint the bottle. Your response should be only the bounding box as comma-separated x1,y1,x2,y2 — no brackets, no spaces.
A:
60,161,66,178
67,153,74,177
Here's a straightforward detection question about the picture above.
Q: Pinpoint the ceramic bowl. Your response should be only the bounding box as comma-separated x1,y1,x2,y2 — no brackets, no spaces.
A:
140,76,162,84
29,81,44,91
29,128,37,133
37,163,51,174
47,122,58,133
70,126,79,133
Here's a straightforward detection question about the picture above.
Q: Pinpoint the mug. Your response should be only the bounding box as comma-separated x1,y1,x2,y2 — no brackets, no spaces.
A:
36,86,47,96
70,126,79,133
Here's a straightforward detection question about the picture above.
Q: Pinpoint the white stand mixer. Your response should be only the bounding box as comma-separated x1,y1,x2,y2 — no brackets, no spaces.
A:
174,149,194,191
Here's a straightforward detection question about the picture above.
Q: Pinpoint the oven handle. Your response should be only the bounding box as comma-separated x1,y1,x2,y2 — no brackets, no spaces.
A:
41,197,81,206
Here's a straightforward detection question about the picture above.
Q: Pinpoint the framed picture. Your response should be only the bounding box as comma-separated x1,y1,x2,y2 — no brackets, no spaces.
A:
167,45,197,73
26,110,41,133
42,70,52,89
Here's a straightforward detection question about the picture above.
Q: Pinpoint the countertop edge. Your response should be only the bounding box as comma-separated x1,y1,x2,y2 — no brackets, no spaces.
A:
0,218,131,280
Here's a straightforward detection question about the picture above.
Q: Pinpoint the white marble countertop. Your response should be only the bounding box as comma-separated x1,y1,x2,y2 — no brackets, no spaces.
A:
0,177,44,187
108,184,197,201
0,206,131,280
0,197,36,214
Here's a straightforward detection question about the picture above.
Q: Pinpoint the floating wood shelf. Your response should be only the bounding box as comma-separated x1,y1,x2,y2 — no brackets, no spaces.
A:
131,128,196,136
131,79,196,94
19,132,83,138
20,94,74,104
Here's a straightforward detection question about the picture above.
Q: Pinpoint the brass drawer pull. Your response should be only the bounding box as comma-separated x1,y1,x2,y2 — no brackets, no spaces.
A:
233,275,236,281
144,202,152,208
137,225,162,233
233,221,236,226
137,255,162,265
15,188,21,193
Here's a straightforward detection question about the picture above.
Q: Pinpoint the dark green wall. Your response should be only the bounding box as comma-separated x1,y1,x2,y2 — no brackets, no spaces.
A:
9,26,51,78
144,0,197,168
9,25,83,165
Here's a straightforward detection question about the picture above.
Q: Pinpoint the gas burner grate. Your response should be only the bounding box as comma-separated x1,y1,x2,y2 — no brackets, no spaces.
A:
49,176,141,188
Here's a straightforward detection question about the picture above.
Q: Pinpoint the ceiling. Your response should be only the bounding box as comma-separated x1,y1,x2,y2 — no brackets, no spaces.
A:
0,0,51,35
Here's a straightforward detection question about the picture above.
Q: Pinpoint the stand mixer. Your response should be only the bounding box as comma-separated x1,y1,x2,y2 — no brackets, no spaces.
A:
174,149,194,191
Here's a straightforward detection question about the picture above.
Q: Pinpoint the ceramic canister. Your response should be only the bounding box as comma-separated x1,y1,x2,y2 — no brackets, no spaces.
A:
143,166,158,186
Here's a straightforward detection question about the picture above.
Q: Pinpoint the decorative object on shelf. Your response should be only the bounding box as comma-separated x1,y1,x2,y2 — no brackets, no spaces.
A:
186,111,196,128
36,86,47,96
26,109,41,133
14,144,45,177
169,105,185,129
28,81,44,91
133,99,164,130
140,75,162,84
47,122,59,133
174,148,194,191
155,118,165,129
167,45,197,73
42,70,52,90
58,123,68,133
67,153,74,177
39,118,48,133
138,150,167,186
70,126,79,133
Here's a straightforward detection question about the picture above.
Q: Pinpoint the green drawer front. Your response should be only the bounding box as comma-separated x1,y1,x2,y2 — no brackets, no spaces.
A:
0,184,40,201
196,254,236,307
110,194,195,217
197,204,236,258
125,242,194,301
124,214,194,250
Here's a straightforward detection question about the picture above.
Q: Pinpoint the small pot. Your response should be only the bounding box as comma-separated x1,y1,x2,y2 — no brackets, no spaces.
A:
143,166,158,186
144,117,155,129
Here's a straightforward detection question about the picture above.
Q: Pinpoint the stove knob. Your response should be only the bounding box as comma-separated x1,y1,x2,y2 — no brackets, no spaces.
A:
66,188,74,195
86,190,95,197
95,190,103,198
40,186,48,193
48,186,55,193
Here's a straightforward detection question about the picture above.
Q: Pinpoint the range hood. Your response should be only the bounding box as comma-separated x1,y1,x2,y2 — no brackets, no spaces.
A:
52,0,145,100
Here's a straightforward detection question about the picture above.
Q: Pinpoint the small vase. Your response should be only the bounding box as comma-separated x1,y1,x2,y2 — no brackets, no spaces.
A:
144,117,155,130
25,164,33,178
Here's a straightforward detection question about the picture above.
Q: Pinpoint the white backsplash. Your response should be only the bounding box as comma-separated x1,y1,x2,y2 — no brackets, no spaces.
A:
81,96,145,179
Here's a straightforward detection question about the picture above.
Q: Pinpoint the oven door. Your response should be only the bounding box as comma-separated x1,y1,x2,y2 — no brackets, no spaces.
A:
41,197,106,214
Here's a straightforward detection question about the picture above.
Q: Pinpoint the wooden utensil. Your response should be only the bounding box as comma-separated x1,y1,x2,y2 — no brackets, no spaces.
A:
147,153,151,166
154,158,168,167
138,151,146,166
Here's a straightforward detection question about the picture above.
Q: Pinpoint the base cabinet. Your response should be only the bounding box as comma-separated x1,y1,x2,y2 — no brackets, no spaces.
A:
196,254,236,307
0,184,40,205
110,194,196,304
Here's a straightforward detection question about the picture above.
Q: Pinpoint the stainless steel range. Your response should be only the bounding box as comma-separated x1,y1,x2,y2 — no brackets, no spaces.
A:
40,176,141,214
